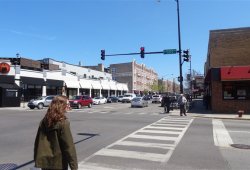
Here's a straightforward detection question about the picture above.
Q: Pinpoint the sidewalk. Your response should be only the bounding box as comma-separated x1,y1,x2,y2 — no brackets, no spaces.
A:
169,99,250,120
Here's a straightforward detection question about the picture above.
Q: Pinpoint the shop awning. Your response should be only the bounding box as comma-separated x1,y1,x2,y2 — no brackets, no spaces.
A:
100,81,110,90
91,80,102,89
21,76,45,85
79,79,92,89
46,79,64,87
221,66,250,81
116,83,123,90
0,75,15,84
64,80,80,88
109,83,117,90
122,84,129,91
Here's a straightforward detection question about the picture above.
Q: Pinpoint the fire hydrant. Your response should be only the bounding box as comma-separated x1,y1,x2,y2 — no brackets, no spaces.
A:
238,110,244,118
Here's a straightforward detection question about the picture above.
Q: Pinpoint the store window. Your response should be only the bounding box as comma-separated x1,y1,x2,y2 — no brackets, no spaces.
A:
222,81,250,100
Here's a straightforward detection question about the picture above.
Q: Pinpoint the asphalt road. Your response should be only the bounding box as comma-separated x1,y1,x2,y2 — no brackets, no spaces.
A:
0,102,249,170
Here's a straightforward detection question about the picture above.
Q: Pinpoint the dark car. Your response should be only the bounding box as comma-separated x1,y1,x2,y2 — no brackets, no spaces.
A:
69,95,93,109
107,96,119,103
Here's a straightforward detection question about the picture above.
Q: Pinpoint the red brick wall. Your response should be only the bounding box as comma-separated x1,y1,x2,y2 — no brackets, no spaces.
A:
209,28,250,67
212,81,250,113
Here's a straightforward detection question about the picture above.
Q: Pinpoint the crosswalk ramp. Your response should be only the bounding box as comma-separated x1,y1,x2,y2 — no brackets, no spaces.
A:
78,117,193,170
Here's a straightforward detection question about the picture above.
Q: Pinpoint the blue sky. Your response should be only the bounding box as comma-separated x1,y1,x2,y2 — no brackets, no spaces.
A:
0,0,249,80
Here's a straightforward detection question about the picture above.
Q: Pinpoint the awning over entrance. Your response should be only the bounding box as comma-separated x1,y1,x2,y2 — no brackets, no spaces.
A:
100,80,110,90
64,80,80,88
46,79,64,87
221,66,250,81
79,79,92,89
91,80,102,89
122,84,129,91
0,75,15,84
21,76,45,85
109,82,117,90
116,83,123,91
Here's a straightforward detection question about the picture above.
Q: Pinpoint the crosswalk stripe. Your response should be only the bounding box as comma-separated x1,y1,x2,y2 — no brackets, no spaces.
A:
116,140,175,150
129,134,177,141
139,129,182,134
153,123,186,127
95,148,166,162
144,126,184,130
213,119,233,147
78,162,119,170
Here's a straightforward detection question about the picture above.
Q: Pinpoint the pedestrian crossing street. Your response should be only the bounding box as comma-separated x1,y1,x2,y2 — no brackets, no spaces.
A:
78,116,193,170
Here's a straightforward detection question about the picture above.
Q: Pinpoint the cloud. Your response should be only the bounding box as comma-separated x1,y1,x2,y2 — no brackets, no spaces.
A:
10,30,56,41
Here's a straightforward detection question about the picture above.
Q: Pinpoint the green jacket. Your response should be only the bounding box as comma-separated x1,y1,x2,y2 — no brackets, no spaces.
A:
34,118,78,170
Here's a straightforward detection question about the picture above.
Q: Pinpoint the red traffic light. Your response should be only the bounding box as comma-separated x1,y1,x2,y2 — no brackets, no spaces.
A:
140,47,145,58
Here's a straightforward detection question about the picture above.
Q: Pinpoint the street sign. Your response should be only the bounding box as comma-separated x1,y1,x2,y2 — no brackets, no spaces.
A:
163,49,177,54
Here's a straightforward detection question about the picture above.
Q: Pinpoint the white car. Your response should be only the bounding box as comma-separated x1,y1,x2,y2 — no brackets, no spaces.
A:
93,97,107,105
152,95,162,103
131,97,148,108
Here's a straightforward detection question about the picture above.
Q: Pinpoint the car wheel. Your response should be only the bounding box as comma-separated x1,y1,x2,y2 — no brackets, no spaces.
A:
37,103,44,109
88,103,92,108
29,106,35,109
77,103,81,109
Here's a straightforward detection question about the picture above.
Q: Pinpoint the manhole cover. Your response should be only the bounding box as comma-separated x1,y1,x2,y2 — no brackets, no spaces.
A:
231,144,250,149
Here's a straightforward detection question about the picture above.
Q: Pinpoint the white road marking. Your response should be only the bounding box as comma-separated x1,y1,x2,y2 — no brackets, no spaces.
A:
228,130,250,134
79,162,119,170
129,134,177,141
213,119,233,147
116,140,175,150
95,149,166,162
79,117,193,168
139,129,182,134
143,126,183,130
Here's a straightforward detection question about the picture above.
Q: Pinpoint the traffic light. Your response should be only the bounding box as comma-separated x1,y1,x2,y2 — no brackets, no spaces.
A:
140,47,145,58
101,50,105,60
183,49,190,62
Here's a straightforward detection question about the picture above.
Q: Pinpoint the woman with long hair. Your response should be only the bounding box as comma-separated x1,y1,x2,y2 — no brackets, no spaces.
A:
34,96,78,170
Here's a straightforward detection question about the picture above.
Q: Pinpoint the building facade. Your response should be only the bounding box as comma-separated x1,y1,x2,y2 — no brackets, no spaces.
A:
0,57,128,107
110,61,158,94
204,27,250,113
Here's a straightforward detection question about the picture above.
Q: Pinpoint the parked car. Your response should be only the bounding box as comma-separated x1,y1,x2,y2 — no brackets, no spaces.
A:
69,95,93,109
93,96,107,105
122,93,136,103
131,97,148,108
27,95,55,109
107,96,119,103
152,95,162,103
117,95,124,102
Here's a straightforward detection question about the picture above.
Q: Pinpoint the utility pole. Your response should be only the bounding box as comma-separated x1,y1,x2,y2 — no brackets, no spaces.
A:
176,0,183,94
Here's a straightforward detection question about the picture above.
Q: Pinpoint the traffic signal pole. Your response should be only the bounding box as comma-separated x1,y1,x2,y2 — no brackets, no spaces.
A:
176,0,183,94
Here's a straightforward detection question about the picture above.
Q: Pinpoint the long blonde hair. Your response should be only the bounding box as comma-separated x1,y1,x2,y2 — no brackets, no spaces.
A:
45,95,67,127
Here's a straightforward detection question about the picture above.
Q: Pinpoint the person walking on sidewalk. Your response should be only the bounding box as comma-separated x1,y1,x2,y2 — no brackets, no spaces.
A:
34,96,78,170
178,94,187,116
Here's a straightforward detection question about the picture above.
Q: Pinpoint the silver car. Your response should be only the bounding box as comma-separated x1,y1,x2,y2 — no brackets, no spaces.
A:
27,95,55,109
131,97,148,108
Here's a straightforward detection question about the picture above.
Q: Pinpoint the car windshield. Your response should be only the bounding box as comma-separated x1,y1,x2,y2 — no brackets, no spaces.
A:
153,95,160,98
124,95,132,97
132,97,141,102
94,97,100,99
71,96,81,100
35,96,46,100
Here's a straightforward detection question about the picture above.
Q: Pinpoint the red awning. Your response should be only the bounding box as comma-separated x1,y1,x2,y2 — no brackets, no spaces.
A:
221,66,250,81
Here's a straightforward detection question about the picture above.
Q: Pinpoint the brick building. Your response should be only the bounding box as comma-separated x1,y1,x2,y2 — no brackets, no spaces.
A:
110,61,158,94
204,27,250,113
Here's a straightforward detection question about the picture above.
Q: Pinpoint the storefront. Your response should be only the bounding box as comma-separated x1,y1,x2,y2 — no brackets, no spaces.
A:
0,75,21,107
205,66,250,113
